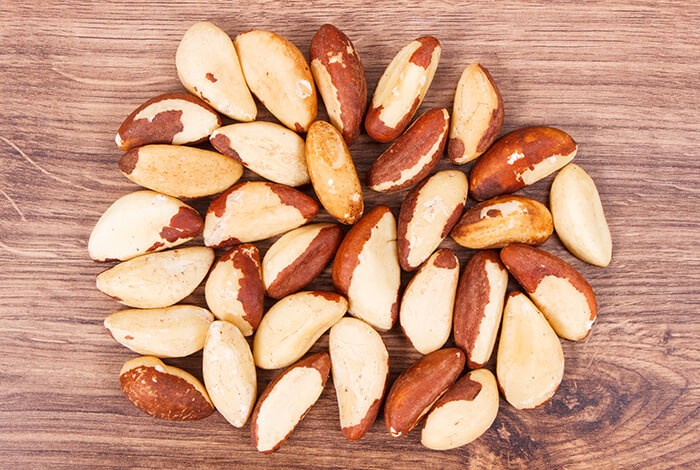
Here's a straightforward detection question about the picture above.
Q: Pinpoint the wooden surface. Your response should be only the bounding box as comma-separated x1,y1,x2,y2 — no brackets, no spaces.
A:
1,1,699,468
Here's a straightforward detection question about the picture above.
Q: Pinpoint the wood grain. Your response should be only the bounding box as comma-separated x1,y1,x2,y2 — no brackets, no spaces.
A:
1,1,699,468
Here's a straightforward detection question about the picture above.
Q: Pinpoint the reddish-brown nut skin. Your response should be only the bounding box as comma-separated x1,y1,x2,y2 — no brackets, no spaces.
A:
159,206,203,243
367,108,449,192
469,126,577,201
116,92,220,151
250,353,331,453
384,348,465,437
500,244,597,320
218,244,264,331
266,225,343,299
310,24,367,145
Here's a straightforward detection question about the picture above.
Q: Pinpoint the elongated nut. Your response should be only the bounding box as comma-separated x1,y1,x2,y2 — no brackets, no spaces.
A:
365,36,441,142
497,292,564,409
500,244,597,341
451,195,553,249
205,244,264,336
332,206,400,331
251,353,331,453
448,63,504,164
550,163,613,266
234,30,317,132
253,291,347,370
176,22,256,121
400,249,459,354
204,182,318,248
305,120,364,224
104,305,214,358
88,190,202,262
203,321,257,428
210,122,309,187
397,170,468,271
453,250,508,368
310,24,367,145
384,348,465,437
470,126,577,201
367,108,450,192
421,369,499,450
262,223,343,299
329,317,389,440
115,92,221,151
119,356,214,420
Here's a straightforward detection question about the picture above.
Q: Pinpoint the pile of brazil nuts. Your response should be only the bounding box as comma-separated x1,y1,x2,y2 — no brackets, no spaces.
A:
88,22,613,453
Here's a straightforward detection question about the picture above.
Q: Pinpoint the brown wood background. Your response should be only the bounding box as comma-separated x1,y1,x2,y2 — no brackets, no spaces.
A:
1,1,698,468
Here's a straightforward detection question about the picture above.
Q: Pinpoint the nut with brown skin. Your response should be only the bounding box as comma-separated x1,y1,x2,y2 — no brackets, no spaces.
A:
329,317,389,441
367,108,450,192
448,63,504,164
262,223,343,299
204,244,264,336
310,24,367,145
453,250,508,368
421,369,500,450
397,170,468,271
500,244,598,341
305,120,364,224
400,249,459,355
234,30,317,133
384,348,465,437
251,353,331,453
332,206,400,331
497,292,564,409
119,356,214,421
203,182,318,248
450,195,553,249
469,126,577,201
365,36,441,142
210,122,309,187
88,190,203,262
176,22,257,122
115,92,221,151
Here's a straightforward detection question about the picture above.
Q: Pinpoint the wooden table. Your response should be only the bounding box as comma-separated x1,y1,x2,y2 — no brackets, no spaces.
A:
1,1,698,467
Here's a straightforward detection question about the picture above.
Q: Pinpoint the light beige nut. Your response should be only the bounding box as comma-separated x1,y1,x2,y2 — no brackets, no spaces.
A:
204,244,264,336
104,305,214,358
234,30,317,132
251,353,330,453
448,63,504,164
496,292,564,409
88,190,202,262
115,92,221,151
400,249,459,354
329,317,389,441
384,348,465,437
309,24,367,145
453,250,508,369
210,122,309,187
367,108,450,192
500,244,597,341
421,369,499,450
176,21,256,121
262,223,343,299
332,206,400,331
203,182,318,248
305,120,364,224
470,126,577,200
397,170,468,271
253,291,347,370
450,195,553,249
365,36,441,142
96,246,213,308
119,356,214,420
203,321,257,428
550,163,613,266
